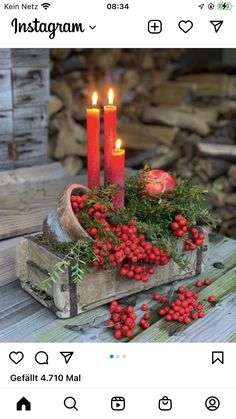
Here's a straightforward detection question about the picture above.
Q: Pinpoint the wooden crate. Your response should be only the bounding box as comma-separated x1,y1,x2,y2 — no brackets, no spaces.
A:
16,231,209,319
0,49,49,171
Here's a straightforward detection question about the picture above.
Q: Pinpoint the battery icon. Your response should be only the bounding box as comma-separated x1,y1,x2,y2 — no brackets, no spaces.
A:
217,2,233,9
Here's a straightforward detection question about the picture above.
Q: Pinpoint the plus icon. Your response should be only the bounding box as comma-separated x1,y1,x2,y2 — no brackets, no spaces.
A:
148,20,162,34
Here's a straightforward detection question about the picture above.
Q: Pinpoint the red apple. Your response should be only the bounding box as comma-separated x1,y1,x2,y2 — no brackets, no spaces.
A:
144,169,177,195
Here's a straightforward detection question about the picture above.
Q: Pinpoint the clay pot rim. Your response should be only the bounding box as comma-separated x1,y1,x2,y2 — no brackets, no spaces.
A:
60,183,92,241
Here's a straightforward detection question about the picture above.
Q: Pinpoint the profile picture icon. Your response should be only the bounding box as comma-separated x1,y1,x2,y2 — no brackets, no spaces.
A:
205,396,220,411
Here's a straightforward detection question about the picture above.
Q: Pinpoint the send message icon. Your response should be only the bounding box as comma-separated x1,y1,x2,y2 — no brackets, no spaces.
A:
158,396,172,411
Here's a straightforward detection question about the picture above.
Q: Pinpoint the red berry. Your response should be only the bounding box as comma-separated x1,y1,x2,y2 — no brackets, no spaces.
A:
126,330,133,338
204,278,212,286
114,324,122,330
114,330,122,340
153,293,161,301
141,304,149,311
161,296,168,304
176,230,185,237
191,313,198,320
198,311,205,318
178,286,185,294
208,295,217,303
165,314,172,321
195,239,203,246
171,222,179,231
196,280,203,287
175,215,183,222
178,219,187,227
143,313,150,320
142,322,150,330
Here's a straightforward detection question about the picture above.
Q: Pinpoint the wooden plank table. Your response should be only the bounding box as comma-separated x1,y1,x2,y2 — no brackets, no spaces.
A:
1,164,236,343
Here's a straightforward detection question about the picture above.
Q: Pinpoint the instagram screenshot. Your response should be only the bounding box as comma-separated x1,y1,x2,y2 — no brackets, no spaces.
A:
0,0,236,417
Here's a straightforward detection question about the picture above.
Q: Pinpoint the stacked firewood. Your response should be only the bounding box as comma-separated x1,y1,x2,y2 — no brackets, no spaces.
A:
49,48,236,238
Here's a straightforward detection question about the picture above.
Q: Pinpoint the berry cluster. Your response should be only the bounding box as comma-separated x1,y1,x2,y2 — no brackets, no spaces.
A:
92,220,170,281
139,304,151,330
184,227,205,251
70,195,171,283
70,194,88,212
159,287,205,324
170,214,205,252
108,300,137,339
171,214,189,237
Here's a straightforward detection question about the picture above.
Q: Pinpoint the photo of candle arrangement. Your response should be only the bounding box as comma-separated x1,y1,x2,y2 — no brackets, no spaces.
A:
15,85,217,332
2,48,236,343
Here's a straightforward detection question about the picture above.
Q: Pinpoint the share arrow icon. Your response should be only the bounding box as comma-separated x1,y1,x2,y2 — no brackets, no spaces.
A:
60,352,74,364
210,20,224,33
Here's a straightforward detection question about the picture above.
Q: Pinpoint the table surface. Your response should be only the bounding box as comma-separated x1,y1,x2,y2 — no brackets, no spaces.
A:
1,164,236,343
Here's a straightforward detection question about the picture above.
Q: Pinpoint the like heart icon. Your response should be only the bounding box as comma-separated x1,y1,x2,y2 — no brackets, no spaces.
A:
9,351,24,364
178,20,193,33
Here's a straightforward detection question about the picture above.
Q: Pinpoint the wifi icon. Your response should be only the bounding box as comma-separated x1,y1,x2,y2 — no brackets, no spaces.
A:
41,2,51,9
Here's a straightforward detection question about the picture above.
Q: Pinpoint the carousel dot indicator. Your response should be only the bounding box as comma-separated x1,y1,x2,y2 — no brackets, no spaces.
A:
109,354,114,359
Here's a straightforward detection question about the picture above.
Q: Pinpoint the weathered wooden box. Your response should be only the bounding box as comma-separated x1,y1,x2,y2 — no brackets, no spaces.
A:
0,49,49,171
16,231,209,319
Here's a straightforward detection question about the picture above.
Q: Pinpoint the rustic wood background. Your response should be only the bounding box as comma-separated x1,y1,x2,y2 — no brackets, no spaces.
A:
0,49,49,170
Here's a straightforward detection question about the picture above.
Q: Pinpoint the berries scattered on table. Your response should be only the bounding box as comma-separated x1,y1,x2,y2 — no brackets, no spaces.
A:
108,300,137,339
158,288,205,324
110,278,216,339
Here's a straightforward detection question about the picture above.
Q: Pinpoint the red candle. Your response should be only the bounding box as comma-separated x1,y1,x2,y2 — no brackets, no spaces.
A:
112,139,125,209
104,88,117,185
86,92,100,189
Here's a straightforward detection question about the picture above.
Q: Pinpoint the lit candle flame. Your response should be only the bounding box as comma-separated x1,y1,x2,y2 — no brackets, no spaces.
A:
108,88,114,105
92,92,98,106
116,139,122,150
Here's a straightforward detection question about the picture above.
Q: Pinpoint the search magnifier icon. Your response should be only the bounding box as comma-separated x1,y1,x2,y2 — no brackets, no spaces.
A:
64,397,78,411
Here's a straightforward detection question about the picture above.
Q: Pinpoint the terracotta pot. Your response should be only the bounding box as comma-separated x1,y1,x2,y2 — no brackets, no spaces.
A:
42,184,92,242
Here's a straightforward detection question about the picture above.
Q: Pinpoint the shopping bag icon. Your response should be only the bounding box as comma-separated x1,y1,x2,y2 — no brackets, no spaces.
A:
158,396,172,411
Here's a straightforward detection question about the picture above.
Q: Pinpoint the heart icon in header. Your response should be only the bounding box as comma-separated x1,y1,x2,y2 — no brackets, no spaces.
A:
178,20,193,33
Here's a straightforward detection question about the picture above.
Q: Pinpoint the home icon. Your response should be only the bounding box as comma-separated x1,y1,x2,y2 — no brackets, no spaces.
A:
16,397,31,411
